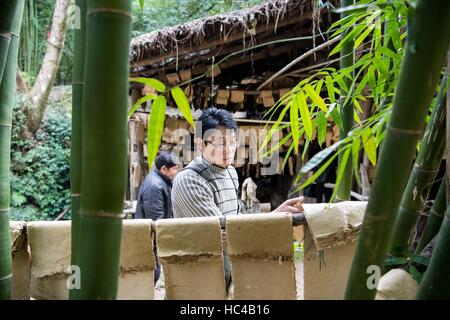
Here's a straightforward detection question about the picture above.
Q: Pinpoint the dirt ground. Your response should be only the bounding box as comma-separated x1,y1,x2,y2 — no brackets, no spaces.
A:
154,261,304,300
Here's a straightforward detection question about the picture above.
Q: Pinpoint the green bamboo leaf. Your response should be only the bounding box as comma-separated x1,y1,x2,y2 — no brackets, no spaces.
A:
302,138,310,161
334,74,349,94
354,99,363,113
262,131,293,158
367,64,378,104
355,74,369,98
315,79,324,95
127,94,156,119
330,24,365,56
330,146,352,202
354,20,375,49
352,137,362,186
362,129,377,165
290,97,300,154
282,144,295,171
411,254,430,267
147,96,167,167
326,76,336,103
171,87,194,126
409,266,422,284
300,140,346,174
384,256,408,266
305,84,328,112
354,110,361,124
317,112,327,146
330,106,343,131
139,0,144,10
260,104,290,150
298,93,312,140
329,11,360,36
298,148,343,191
129,77,166,93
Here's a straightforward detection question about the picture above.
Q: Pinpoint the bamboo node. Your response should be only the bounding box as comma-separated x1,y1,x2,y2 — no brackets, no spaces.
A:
71,193,81,197
0,274,13,281
0,32,11,40
10,32,19,39
81,210,127,219
387,125,423,137
412,164,438,174
0,123,12,128
87,8,133,20
430,208,444,218
72,81,85,85
0,208,11,213
399,206,423,217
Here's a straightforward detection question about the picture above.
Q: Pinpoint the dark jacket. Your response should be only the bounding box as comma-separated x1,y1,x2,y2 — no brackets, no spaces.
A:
135,168,173,220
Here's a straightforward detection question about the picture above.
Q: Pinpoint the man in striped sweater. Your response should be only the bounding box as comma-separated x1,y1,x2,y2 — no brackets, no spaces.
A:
171,107,303,292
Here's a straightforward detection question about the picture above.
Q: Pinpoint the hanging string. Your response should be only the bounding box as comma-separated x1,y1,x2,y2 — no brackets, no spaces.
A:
210,56,215,103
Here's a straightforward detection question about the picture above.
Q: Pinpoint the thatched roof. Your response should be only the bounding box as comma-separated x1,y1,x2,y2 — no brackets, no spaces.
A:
130,0,337,70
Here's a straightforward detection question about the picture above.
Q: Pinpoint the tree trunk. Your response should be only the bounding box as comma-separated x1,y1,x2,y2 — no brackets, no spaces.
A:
0,0,25,300
22,0,71,136
15,65,28,93
345,0,450,300
71,0,132,299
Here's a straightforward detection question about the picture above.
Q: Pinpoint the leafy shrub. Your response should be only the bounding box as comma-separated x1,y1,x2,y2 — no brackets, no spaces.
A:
10,95,71,221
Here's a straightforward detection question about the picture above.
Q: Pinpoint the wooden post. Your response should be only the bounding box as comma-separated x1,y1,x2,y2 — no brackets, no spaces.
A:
129,88,145,202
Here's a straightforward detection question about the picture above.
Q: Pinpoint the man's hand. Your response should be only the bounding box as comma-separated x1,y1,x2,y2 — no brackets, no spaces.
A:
272,196,304,213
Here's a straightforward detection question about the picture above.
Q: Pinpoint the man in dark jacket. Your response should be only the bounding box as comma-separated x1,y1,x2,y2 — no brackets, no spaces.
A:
135,152,179,220
135,151,179,284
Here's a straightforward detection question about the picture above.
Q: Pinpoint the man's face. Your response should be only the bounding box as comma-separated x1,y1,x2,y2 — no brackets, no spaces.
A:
160,165,178,180
200,126,238,168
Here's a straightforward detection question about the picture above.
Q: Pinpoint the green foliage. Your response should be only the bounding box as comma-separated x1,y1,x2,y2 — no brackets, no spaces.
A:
131,0,264,37
264,0,410,200
19,0,73,86
10,95,71,221
129,77,195,167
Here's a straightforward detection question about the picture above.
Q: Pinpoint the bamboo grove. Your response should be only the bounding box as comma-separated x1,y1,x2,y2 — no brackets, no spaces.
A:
0,0,450,300
0,0,25,300
264,0,450,299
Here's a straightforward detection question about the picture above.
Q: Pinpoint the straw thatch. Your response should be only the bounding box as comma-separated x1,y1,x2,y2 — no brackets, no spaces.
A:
130,0,337,69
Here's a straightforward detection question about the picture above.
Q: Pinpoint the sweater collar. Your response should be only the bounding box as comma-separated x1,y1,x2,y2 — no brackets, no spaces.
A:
200,156,229,174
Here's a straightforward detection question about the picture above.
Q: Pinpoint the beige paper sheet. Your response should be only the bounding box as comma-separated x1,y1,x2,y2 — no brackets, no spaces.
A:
27,220,155,300
375,269,418,300
10,221,30,300
156,216,226,300
303,227,356,300
226,212,297,300
303,201,367,250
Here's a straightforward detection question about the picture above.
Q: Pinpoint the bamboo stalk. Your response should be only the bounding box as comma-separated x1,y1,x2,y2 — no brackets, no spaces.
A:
0,2,16,82
388,73,447,258
0,0,25,300
345,0,450,300
336,0,355,202
71,0,132,299
416,205,450,299
69,0,86,298
415,179,446,254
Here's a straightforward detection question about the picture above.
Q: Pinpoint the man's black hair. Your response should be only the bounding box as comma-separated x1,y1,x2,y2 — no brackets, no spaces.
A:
155,151,179,170
198,107,238,139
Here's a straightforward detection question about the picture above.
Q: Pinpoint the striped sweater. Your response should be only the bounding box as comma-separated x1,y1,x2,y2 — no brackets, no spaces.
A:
172,156,241,218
